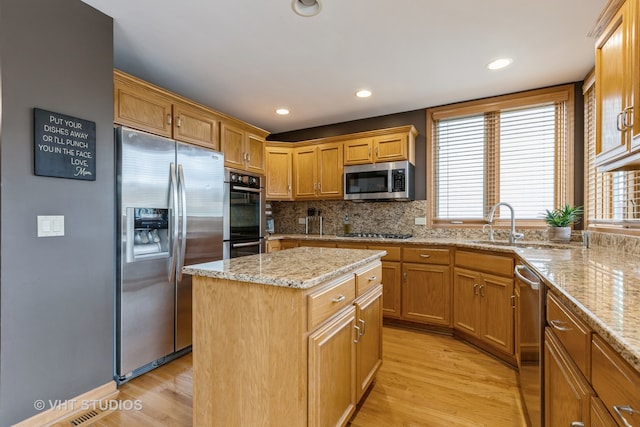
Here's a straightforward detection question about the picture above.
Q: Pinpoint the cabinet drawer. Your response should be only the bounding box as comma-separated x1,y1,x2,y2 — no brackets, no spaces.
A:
546,292,592,378
402,247,450,265
367,244,401,261
355,263,382,296
592,334,640,427
455,250,513,276
308,276,356,330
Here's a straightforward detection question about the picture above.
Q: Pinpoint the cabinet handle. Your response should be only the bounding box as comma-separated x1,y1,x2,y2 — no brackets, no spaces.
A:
613,405,635,427
358,318,366,336
246,153,251,162
617,111,625,132
176,116,182,128
473,283,479,295
368,147,371,156
288,184,291,192
549,319,573,332
511,295,516,309
313,182,317,190
167,114,172,126
368,276,377,282
624,106,634,129
479,284,485,297
332,295,346,303
570,423,584,427
420,254,431,258
354,325,361,343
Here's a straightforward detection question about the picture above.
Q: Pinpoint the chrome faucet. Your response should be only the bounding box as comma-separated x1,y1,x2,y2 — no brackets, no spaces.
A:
486,202,524,245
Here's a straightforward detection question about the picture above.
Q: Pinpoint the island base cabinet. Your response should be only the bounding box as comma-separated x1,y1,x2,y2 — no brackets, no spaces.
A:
308,306,357,427
355,284,383,401
544,328,593,427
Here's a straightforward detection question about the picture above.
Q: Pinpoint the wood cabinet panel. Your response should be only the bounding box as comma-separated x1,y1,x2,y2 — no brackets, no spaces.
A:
221,122,246,170
354,285,383,401
455,250,514,277
114,77,173,137
545,328,593,427
381,261,402,319
293,146,317,199
367,244,401,261
373,132,408,163
308,306,357,427
265,146,293,200
317,142,343,198
590,396,618,427
173,101,219,149
308,276,356,330
402,247,450,265
246,133,265,174
453,268,480,336
355,263,382,296
343,138,372,165
479,273,514,355
402,263,451,326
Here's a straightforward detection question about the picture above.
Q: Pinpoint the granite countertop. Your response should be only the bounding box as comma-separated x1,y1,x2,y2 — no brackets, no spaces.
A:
268,233,640,372
182,247,386,290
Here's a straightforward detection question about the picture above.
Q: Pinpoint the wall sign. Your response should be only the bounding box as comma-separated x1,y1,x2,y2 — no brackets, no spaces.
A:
34,108,96,181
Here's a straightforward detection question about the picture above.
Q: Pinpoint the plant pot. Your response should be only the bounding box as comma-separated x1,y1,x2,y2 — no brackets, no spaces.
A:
547,226,571,243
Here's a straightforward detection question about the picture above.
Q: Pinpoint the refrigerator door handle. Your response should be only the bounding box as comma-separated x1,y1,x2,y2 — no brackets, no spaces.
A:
169,162,179,282
177,164,188,281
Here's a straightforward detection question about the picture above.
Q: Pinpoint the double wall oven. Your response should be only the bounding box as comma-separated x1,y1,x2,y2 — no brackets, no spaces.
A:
223,169,266,259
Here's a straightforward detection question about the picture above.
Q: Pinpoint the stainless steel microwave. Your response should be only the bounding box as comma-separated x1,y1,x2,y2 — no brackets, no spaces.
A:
344,160,414,201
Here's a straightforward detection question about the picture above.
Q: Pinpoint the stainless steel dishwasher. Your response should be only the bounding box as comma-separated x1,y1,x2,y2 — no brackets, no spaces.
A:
515,264,543,427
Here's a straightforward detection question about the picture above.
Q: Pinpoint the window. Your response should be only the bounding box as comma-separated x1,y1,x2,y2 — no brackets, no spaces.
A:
427,85,574,227
584,79,640,229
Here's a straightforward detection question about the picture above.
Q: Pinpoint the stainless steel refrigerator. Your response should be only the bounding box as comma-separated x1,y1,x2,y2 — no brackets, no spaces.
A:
115,126,224,383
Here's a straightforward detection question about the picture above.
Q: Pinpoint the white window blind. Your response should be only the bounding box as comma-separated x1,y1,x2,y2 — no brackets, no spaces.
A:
433,103,563,223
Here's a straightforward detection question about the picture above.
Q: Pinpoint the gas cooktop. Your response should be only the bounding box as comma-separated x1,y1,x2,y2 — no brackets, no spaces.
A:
340,233,413,239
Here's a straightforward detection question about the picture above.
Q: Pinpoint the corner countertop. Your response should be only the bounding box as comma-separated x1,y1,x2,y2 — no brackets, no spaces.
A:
183,247,386,290
267,234,640,372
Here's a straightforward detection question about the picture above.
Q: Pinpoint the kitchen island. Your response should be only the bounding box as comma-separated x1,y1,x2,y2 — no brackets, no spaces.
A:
183,247,386,427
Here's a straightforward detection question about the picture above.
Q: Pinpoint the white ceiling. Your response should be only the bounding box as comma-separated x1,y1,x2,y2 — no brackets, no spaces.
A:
82,0,608,135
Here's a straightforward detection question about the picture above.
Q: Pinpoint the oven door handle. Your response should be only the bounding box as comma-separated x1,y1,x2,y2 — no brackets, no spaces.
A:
231,185,262,193
232,241,262,248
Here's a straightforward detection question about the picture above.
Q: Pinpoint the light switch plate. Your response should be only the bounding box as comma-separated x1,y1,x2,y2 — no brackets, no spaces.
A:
298,217,306,225
38,215,65,237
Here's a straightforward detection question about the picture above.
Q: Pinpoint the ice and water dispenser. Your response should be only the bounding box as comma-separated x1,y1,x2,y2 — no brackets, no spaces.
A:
126,207,170,262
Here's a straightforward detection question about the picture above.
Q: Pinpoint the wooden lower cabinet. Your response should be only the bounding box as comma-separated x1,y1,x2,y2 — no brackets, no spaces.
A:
308,306,357,427
401,263,450,326
590,396,618,427
355,285,383,401
453,267,514,356
545,328,594,427
381,261,402,318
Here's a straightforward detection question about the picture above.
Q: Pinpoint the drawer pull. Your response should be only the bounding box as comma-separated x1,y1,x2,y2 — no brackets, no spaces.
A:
613,405,635,427
420,254,431,258
358,318,366,335
570,423,584,427
332,295,346,303
368,275,378,282
550,319,573,332
473,283,479,295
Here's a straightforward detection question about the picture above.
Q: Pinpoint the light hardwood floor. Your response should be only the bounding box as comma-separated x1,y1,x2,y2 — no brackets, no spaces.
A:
94,326,526,426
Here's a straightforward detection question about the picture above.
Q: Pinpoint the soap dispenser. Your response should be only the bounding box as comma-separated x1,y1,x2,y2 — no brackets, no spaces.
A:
343,213,352,235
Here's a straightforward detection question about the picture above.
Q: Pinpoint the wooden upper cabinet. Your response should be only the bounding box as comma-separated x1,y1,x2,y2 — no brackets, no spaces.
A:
293,143,343,200
293,145,317,199
172,101,219,150
265,145,293,200
343,127,417,165
114,69,268,161
220,122,265,174
595,0,640,170
114,75,173,138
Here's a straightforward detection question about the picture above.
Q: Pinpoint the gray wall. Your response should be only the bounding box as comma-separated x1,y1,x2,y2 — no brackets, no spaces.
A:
0,1,114,425
269,109,427,200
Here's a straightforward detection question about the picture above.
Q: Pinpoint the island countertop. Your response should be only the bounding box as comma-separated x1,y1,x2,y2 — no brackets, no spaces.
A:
183,246,386,289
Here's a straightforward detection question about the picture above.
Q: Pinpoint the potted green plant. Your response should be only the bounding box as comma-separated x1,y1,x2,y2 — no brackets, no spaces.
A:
543,204,583,242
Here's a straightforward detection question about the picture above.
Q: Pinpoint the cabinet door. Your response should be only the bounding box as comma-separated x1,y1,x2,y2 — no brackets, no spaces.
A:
381,261,402,319
402,263,451,326
596,3,632,165
354,285,383,402
221,122,246,170
453,267,480,336
590,396,618,427
293,146,317,199
317,142,343,198
114,78,173,137
173,102,219,149
373,133,408,163
308,306,357,427
544,328,593,427
246,133,265,175
343,138,373,165
479,273,514,356
265,146,293,200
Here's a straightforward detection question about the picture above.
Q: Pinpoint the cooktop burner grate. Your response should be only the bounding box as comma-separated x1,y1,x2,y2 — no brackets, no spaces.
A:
340,233,413,239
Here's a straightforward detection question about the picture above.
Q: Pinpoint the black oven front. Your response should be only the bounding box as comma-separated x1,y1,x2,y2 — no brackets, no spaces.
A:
223,169,265,259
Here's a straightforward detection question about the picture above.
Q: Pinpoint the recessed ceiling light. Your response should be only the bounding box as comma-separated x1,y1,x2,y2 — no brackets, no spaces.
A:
292,0,322,17
356,89,372,98
275,108,290,116
487,58,513,70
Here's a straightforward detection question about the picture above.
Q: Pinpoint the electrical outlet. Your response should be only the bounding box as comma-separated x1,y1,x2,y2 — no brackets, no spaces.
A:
414,217,427,225
298,217,306,225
